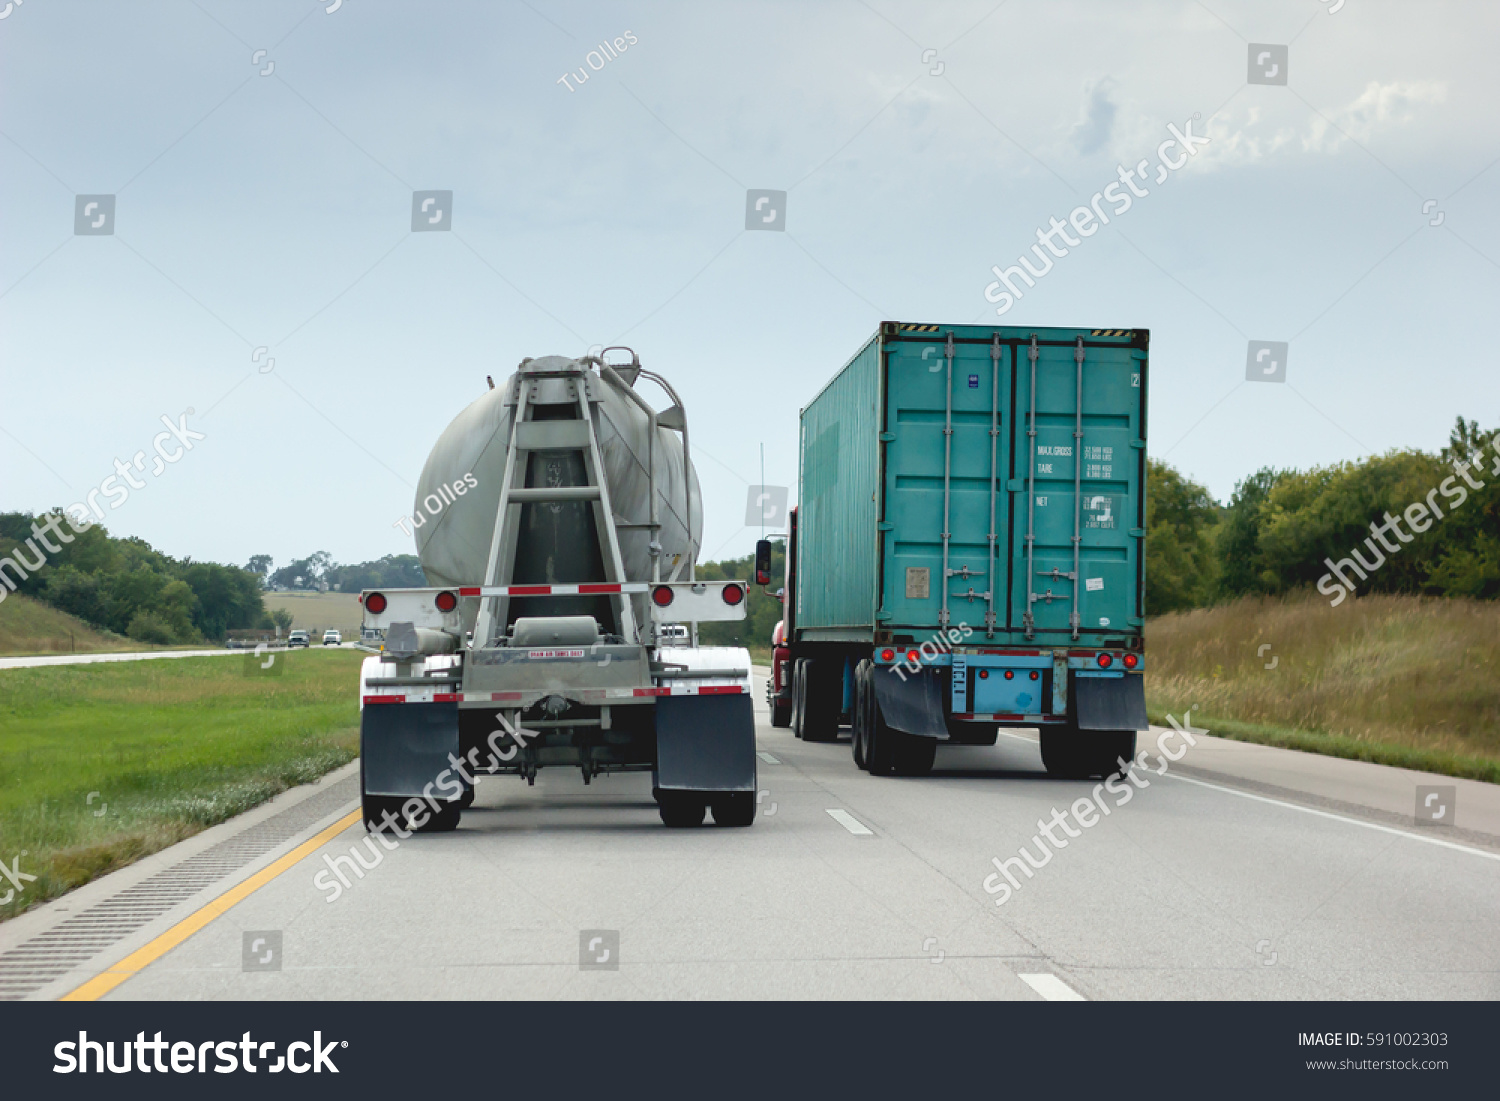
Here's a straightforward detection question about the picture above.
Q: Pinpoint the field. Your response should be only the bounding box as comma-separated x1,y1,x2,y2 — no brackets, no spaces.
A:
0,593,142,657
0,648,362,921
1146,592,1500,783
262,590,365,635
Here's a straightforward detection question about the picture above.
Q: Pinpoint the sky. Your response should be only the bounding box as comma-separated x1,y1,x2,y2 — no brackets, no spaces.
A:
2,0,1497,573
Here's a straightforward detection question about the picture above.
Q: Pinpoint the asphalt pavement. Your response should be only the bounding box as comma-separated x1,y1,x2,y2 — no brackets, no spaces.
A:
6,673,1497,1001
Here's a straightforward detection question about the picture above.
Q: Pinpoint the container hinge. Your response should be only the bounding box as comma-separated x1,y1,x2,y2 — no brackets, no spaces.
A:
1129,527,1145,538
879,432,896,442
876,609,894,622
878,521,895,531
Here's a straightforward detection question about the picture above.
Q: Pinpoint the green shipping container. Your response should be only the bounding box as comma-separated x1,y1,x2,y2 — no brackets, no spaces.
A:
796,322,1148,647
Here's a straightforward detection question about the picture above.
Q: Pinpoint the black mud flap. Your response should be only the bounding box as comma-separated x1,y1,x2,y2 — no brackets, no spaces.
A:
872,668,949,740
655,694,756,794
1074,674,1148,731
361,701,461,797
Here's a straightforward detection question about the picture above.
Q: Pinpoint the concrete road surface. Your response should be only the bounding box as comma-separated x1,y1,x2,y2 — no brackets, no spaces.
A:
0,642,360,670
5,674,1497,1001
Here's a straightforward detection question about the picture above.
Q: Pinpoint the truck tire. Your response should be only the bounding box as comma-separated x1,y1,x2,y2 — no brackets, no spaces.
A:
362,793,406,833
851,660,872,770
1040,729,1136,780
658,792,707,827
790,658,808,739
770,672,792,729
800,658,841,743
892,732,937,777
865,683,897,776
711,792,755,826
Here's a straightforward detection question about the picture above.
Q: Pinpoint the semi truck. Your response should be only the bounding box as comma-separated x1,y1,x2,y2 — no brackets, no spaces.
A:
765,322,1149,779
356,350,757,831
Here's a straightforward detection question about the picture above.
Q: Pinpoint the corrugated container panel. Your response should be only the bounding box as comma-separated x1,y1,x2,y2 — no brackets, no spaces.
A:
797,323,1147,645
796,334,880,633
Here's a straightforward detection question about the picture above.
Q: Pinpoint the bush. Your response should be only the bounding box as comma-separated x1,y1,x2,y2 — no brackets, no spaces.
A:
125,610,176,645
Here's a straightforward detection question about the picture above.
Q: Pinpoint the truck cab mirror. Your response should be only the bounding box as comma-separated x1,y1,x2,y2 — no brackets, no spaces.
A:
754,539,773,586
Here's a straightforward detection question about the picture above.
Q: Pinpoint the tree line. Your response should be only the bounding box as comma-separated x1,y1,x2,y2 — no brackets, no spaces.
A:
1146,417,1499,614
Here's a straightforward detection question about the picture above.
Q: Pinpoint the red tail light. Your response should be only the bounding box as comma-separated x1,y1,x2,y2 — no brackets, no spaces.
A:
722,584,744,606
652,586,674,607
1097,652,1114,668
1003,670,1014,679
434,590,458,612
365,592,387,614
1029,671,1039,680
1122,652,1139,669
906,649,920,663
879,648,895,662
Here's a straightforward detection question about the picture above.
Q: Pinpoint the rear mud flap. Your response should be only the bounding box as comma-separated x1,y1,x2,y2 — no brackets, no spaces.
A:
872,668,949,740
362,701,461,797
655,694,756,794
1074,674,1148,731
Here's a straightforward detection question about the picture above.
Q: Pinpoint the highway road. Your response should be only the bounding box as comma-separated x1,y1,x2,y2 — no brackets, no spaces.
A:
0,642,359,670
4,673,1497,1001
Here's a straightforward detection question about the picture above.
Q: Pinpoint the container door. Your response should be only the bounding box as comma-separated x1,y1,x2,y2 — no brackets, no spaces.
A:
1008,338,1144,639
879,334,1012,636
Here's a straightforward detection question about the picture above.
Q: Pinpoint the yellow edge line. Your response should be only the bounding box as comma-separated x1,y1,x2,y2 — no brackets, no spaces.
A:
61,808,362,1001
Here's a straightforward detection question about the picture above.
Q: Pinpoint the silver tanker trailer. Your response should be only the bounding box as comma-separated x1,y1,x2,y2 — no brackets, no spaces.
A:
356,349,756,830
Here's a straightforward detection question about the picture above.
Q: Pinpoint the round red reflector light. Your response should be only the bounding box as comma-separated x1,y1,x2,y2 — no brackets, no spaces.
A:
1029,671,1039,680
978,669,989,680
906,649,920,663
1123,653,1139,669
652,586,674,607
365,592,387,615
434,590,457,613
880,648,895,662
721,584,744,606
1004,669,1014,679
1097,652,1113,668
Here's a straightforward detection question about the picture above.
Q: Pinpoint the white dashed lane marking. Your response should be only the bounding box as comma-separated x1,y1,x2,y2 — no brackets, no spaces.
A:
825,809,873,836
1018,973,1087,1001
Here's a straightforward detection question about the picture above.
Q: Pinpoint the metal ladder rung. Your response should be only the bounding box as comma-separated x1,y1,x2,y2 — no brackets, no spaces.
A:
506,486,601,502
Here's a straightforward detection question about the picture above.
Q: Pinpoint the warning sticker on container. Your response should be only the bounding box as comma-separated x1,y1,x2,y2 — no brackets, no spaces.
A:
906,567,930,600
1085,577,1104,591
527,649,587,659
1082,495,1118,529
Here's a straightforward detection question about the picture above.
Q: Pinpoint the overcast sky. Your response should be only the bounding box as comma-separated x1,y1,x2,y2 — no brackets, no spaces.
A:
2,0,1496,572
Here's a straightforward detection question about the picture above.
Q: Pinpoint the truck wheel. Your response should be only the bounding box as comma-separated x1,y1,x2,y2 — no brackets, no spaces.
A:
770,684,792,729
790,659,808,739
658,793,706,827
851,660,871,770
800,658,841,743
711,792,755,827
1041,729,1136,779
456,788,476,810
892,732,937,777
865,685,897,776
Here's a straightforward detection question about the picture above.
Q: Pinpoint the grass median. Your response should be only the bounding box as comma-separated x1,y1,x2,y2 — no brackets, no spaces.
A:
0,648,362,921
1146,592,1500,784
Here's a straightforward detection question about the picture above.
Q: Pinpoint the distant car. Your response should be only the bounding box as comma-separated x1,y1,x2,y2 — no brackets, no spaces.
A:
287,630,311,648
323,630,342,646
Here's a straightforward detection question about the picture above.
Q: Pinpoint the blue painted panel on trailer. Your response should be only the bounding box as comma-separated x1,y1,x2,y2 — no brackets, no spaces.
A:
879,336,1010,634
1009,338,1145,637
796,335,881,632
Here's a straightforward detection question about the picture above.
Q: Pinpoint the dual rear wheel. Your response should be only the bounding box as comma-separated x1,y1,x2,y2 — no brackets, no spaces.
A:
852,660,936,777
1039,729,1137,779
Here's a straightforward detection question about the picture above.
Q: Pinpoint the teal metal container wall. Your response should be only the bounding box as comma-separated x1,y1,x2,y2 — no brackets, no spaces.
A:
796,323,1147,646
796,334,881,635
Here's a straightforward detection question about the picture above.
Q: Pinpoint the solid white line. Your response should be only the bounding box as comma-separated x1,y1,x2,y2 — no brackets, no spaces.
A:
826,809,873,835
1001,729,1500,864
1018,973,1086,1001
1161,772,1500,863
756,752,780,764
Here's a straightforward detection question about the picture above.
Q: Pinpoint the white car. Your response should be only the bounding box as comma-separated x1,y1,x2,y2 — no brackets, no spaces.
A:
323,630,342,646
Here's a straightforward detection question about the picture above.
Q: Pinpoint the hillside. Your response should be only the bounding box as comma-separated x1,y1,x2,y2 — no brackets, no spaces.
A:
0,593,137,656
1146,592,1500,782
262,591,365,635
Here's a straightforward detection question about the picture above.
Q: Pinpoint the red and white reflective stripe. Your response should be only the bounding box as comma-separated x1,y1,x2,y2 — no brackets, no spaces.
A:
363,685,748,705
456,583,651,597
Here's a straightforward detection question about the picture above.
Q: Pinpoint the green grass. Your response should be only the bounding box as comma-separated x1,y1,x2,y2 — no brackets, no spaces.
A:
0,592,139,657
0,648,362,921
1146,592,1500,784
